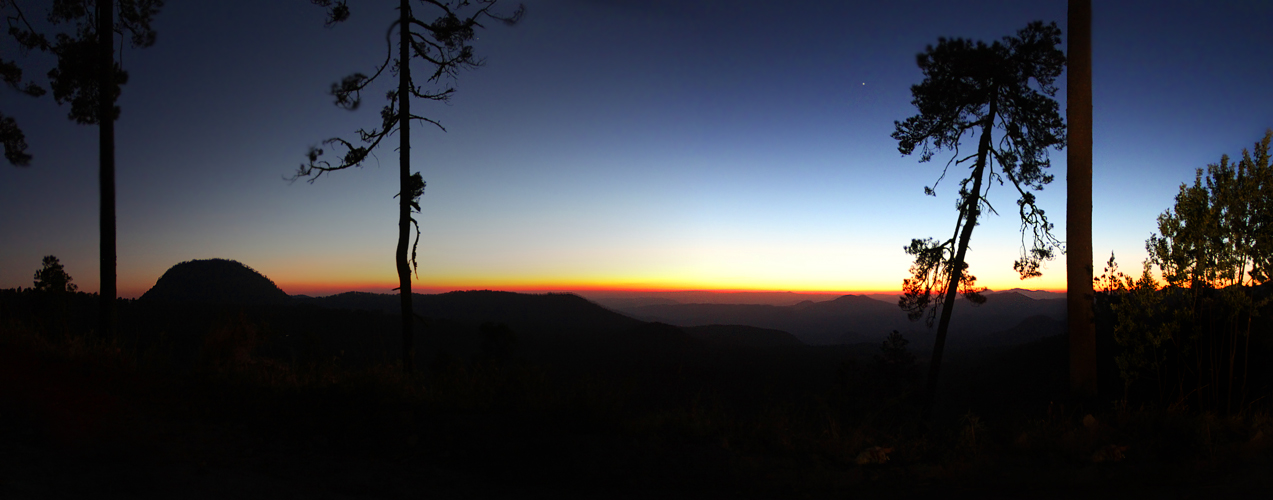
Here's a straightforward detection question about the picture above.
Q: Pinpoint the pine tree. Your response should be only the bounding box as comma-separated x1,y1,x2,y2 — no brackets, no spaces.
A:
296,0,523,372
892,21,1067,418
3,0,162,338
33,255,77,293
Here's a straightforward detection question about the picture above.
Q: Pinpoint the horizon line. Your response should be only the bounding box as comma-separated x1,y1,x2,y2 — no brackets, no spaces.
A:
280,285,1068,299
18,284,1070,300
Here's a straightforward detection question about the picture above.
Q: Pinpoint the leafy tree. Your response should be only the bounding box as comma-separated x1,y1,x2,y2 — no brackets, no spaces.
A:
1094,253,1171,403
1146,130,1272,413
4,0,162,338
1099,130,1273,412
892,21,1067,417
1149,130,1273,289
33,254,77,292
296,0,523,372
1066,0,1097,397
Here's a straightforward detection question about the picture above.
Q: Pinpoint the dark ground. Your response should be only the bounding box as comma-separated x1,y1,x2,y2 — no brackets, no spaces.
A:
4,293,1273,498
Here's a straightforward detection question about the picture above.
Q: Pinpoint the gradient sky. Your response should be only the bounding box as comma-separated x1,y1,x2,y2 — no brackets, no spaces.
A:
2,0,1272,298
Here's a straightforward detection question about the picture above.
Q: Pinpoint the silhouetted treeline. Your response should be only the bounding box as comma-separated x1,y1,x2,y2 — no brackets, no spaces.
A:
1096,284,1273,414
1093,131,1273,414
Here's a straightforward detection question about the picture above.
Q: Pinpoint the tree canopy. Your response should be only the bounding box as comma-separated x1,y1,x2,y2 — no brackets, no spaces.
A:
894,20,1066,323
1149,130,1273,289
1098,130,1273,412
33,255,76,293
891,20,1066,417
1,0,162,165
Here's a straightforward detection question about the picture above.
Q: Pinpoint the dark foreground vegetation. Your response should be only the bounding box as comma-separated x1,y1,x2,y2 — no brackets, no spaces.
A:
4,289,1273,498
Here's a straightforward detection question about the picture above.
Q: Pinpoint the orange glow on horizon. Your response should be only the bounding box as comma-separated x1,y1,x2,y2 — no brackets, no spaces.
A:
112,276,1067,299
274,278,1067,298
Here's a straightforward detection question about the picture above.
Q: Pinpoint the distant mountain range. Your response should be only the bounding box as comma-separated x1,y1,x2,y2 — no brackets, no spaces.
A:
291,289,1065,350
137,259,1064,351
298,290,805,353
576,288,1063,309
613,290,1066,346
579,290,850,309
289,289,1065,350
136,260,803,351
859,288,1064,303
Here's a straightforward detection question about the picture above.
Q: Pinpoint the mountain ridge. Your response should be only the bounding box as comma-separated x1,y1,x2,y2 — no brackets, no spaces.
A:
137,258,1065,351
619,292,1065,346
139,258,289,305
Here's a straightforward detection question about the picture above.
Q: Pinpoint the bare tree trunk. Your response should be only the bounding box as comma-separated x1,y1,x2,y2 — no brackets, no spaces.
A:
1067,0,1097,397
922,94,997,419
97,0,116,340
397,0,415,373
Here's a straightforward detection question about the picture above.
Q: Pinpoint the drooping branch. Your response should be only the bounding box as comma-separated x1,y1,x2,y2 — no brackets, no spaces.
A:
5,0,51,50
331,22,398,110
407,82,455,101
311,0,350,27
292,132,389,183
298,2,522,184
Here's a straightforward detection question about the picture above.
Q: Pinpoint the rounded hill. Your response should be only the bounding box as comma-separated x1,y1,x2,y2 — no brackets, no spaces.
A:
140,259,290,305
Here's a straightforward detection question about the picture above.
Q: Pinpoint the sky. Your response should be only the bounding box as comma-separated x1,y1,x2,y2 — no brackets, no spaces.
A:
2,0,1272,299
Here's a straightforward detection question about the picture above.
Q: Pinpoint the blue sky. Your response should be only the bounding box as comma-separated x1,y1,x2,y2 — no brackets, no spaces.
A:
2,0,1271,298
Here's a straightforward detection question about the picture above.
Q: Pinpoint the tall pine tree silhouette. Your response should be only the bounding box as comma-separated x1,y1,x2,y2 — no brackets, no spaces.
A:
892,21,1067,418
3,0,162,338
296,0,522,372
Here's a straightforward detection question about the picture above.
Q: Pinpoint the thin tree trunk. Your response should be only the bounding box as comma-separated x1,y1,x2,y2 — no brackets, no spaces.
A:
1066,0,1097,397
397,0,414,373
1241,311,1251,412
1211,308,1220,410
97,0,116,340
922,93,997,420
1228,313,1238,414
